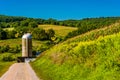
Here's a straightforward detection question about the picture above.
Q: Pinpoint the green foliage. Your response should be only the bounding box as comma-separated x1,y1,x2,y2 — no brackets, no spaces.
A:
0,28,7,40
7,30,17,39
65,17,120,39
31,31,120,80
0,45,21,53
1,15,120,43
32,28,47,40
20,20,29,26
29,21,38,28
39,25,77,39
65,23,120,43
2,53,15,61
46,29,55,40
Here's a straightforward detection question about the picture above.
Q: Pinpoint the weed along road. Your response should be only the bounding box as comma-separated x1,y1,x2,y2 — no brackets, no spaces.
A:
0,63,40,80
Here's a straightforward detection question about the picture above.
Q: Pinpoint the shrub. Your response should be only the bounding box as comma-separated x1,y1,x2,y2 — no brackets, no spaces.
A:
2,54,15,61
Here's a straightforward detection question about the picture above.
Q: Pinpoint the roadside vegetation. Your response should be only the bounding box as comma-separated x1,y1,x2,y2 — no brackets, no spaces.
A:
31,22,120,80
0,62,14,77
31,31,120,80
64,22,120,43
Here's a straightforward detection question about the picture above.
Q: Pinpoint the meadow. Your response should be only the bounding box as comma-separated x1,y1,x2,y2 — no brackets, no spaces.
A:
31,32,120,80
0,38,44,47
39,25,77,37
65,22,120,43
31,23,120,80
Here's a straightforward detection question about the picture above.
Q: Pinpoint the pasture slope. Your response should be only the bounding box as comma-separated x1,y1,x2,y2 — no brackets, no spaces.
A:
39,25,77,37
31,22,120,80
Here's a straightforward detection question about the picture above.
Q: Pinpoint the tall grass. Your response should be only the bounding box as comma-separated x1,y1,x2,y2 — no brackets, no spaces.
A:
31,31,120,80
65,23,120,43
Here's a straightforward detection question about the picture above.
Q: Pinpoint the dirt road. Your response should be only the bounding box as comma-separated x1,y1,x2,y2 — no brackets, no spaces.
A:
0,63,40,80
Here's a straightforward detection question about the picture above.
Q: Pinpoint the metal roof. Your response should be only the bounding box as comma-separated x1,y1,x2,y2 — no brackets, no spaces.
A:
22,33,32,39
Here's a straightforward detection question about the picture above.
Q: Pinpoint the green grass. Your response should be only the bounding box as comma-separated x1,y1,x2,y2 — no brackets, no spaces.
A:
31,23,120,80
0,61,14,77
3,27,14,31
39,25,77,37
0,38,43,47
64,22,120,44
0,52,21,77
31,32,120,80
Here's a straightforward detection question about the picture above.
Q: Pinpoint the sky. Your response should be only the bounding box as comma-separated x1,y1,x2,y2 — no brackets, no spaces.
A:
0,0,120,20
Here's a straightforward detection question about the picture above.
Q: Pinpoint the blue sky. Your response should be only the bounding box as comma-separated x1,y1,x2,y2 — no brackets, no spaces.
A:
0,0,120,20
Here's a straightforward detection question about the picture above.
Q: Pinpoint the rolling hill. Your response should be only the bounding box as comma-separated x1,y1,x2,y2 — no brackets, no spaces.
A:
1,15,120,79
39,25,77,37
31,22,120,80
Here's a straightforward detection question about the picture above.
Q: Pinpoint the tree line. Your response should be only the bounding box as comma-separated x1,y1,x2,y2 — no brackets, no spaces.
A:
0,27,55,41
1,15,120,28
1,15,120,40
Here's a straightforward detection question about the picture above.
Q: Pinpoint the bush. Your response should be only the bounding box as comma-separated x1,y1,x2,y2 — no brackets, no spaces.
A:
0,45,10,53
8,45,21,53
0,45,21,54
2,54,15,61
32,28,48,40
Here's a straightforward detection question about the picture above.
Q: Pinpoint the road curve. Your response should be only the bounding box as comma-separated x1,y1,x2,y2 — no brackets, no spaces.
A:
0,63,40,80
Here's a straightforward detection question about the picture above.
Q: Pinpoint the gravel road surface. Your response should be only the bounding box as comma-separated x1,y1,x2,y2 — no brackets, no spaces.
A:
0,63,40,80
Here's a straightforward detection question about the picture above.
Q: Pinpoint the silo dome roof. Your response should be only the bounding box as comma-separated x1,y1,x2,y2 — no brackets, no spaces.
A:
22,33,32,39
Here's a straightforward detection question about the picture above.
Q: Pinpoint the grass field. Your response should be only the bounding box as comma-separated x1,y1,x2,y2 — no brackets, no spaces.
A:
31,23,120,80
31,31,120,80
39,25,77,37
64,22,120,44
0,38,43,47
3,28,14,31
0,62,14,77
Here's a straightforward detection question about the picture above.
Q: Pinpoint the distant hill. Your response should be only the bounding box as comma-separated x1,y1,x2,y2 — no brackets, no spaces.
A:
31,22,120,80
39,25,77,37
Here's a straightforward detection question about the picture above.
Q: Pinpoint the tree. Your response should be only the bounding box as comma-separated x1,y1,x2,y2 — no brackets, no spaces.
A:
29,21,38,28
46,29,55,40
7,30,17,39
32,28,47,40
20,20,29,26
0,28,7,40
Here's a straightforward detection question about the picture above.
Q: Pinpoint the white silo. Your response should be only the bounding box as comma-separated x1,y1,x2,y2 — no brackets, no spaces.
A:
22,33,32,57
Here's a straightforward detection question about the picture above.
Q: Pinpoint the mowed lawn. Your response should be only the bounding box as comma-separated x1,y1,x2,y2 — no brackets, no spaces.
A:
39,25,77,37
